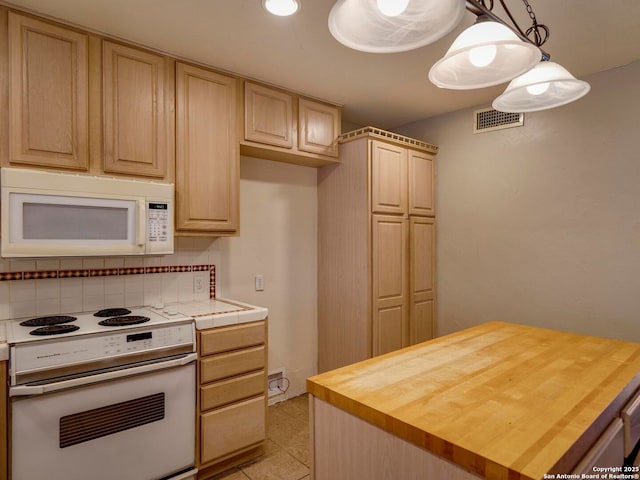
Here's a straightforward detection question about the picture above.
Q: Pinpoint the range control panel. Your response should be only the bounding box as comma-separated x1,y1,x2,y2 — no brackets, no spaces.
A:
12,321,195,380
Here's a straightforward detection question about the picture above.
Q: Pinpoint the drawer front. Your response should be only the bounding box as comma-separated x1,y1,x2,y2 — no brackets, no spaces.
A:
573,418,624,474
201,371,265,411
200,396,265,464
200,346,265,384
622,390,640,456
200,322,265,356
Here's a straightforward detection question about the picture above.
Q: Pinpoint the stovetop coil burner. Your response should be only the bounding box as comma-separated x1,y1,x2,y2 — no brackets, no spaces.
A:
20,315,78,327
98,316,151,327
29,324,81,336
94,308,132,318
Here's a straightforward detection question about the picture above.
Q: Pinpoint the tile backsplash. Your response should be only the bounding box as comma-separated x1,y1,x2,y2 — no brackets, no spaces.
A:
0,241,217,320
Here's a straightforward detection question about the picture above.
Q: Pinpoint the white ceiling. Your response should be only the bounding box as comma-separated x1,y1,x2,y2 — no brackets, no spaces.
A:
6,0,640,129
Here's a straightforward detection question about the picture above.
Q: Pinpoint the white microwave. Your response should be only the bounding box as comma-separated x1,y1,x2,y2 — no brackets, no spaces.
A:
1,168,174,257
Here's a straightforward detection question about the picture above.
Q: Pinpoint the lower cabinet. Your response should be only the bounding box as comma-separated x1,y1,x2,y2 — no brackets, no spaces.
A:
196,321,267,479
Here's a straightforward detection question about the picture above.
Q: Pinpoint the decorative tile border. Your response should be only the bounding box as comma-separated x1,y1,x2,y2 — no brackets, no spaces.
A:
0,264,217,298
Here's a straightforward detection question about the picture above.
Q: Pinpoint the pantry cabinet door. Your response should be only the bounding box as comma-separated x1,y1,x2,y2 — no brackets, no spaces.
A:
372,214,409,356
409,217,436,344
370,140,407,215
408,150,435,217
175,62,239,233
103,41,167,178
8,12,89,170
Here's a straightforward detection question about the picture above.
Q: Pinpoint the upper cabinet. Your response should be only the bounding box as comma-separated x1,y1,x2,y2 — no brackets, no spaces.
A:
241,81,341,167
102,41,169,178
7,12,89,171
175,62,239,235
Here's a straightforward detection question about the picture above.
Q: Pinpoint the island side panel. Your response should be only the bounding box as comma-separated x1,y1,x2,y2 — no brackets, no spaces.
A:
311,397,483,480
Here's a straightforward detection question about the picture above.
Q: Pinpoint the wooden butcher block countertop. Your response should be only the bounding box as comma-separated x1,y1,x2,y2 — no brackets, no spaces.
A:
307,321,640,480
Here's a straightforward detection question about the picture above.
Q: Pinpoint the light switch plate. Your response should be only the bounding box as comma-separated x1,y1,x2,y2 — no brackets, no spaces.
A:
255,274,264,291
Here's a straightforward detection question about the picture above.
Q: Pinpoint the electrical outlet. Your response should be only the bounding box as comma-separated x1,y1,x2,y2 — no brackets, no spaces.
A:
255,274,264,291
193,277,206,293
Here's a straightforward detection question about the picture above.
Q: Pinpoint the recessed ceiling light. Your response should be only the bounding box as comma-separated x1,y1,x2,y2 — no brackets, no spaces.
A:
263,0,300,16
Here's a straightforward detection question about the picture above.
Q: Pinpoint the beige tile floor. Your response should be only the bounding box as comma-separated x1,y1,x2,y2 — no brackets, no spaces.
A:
212,394,310,480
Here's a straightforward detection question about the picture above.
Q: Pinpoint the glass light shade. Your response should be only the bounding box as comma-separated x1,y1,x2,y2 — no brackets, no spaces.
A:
492,61,591,112
328,0,466,53
263,0,299,16
428,21,541,89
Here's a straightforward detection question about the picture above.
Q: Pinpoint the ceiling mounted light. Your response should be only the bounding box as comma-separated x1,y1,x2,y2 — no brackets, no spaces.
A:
263,0,300,16
492,61,591,112
428,17,541,89
328,0,466,53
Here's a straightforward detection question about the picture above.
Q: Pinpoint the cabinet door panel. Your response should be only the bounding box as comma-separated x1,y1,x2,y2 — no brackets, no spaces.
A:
572,419,624,475
410,217,436,344
200,346,265,384
244,82,293,148
176,62,238,232
103,41,166,177
200,321,265,356
409,150,435,217
371,140,407,215
298,98,340,157
201,371,265,411
9,13,88,170
372,214,408,356
200,396,265,464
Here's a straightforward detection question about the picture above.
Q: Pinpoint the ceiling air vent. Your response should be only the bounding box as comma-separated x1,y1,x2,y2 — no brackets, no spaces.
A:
474,108,524,134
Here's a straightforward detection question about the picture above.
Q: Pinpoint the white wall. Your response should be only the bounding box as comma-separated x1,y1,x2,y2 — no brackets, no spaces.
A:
398,60,640,341
211,156,317,399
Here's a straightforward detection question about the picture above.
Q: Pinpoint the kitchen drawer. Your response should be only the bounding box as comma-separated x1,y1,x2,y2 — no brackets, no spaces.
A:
200,321,265,356
200,346,265,384
201,371,265,411
573,418,624,474
200,395,265,464
622,390,640,456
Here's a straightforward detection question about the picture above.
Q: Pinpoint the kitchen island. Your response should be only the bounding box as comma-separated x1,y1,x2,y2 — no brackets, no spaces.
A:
307,321,640,480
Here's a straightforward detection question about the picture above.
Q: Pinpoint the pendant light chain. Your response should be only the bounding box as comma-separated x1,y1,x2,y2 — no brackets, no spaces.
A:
498,0,549,47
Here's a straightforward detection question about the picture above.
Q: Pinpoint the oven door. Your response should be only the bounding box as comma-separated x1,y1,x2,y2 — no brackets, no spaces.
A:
10,358,196,480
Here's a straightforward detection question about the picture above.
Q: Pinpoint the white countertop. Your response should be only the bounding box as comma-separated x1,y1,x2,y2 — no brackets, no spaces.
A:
167,298,268,330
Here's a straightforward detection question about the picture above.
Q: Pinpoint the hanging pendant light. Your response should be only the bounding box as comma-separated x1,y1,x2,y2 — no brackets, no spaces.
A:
328,0,466,53
492,61,590,112
263,0,300,16
428,17,541,90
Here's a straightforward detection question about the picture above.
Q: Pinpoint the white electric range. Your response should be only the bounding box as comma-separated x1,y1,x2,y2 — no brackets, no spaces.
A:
6,305,197,480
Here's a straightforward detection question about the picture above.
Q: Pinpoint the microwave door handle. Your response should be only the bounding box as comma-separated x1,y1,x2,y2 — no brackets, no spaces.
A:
136,200,146,246
9,352,197,397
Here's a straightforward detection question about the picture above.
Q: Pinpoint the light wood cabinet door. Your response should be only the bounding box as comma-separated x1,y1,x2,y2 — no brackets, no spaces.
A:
372,214,408,356
244,82,293,148
175,62,239,233
408,150,435,217
200,321,265,356
298,98,340,157
8,13,89,170
103,41,167,178
410,217,436,344
200,396,266,464
200,346,265,384
370,140,407,215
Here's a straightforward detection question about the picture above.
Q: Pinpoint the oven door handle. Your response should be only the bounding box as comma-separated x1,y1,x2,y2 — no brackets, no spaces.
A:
10,352,197,397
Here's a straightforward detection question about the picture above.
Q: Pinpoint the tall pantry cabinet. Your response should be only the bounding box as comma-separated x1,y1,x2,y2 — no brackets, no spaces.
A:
318,127,437,373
